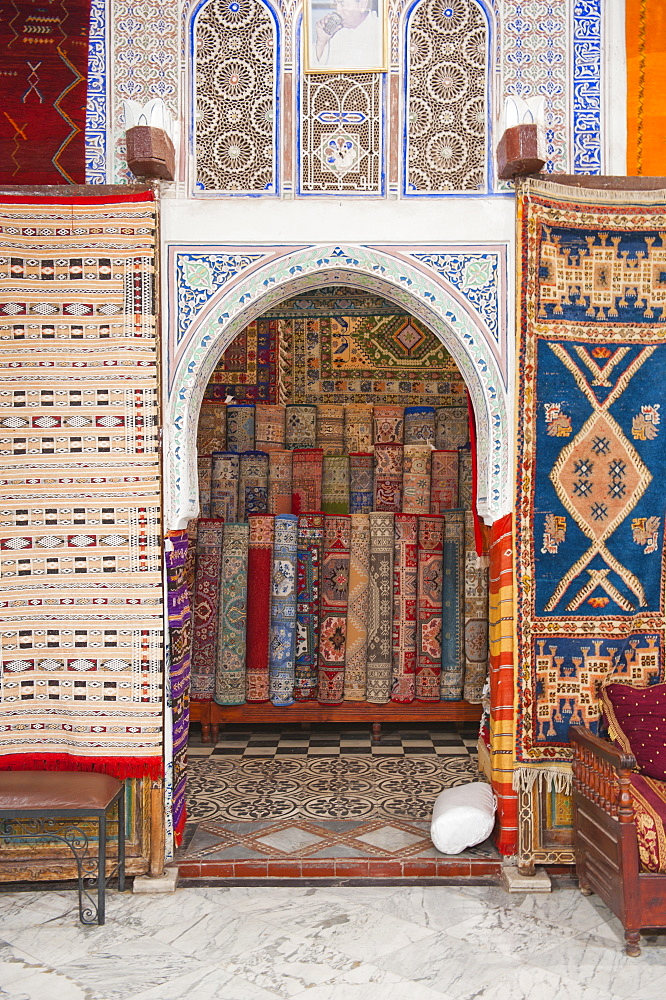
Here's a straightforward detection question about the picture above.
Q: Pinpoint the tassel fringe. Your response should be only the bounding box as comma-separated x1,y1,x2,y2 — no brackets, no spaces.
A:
512,765,573,794
0,753,163,781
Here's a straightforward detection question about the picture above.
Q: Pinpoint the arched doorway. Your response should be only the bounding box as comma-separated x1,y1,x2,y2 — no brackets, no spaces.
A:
165,244,512,870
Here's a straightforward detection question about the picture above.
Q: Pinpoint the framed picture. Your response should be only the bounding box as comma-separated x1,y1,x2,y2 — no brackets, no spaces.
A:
304,0,388,74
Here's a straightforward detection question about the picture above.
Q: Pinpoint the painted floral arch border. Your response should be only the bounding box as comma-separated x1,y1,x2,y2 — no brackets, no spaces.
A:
165,244,511,528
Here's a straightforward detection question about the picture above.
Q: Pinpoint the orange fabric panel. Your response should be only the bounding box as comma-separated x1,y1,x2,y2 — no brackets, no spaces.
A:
626,0,666,175
488,513,517,855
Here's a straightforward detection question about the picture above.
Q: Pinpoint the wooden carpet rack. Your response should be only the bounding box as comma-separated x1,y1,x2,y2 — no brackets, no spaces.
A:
190,700,483,744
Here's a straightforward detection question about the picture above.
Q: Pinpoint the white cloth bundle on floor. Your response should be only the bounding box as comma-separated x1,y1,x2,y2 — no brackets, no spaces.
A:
430,781,496,855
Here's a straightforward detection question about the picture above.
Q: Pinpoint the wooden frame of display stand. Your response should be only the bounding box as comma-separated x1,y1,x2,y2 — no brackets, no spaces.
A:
190,699,483,745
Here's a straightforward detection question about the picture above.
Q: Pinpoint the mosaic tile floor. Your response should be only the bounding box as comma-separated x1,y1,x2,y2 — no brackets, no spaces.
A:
178,724,500,878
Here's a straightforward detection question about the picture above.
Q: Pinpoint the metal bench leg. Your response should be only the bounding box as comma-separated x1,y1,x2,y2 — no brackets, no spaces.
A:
117,791,126,892
98,812,107,925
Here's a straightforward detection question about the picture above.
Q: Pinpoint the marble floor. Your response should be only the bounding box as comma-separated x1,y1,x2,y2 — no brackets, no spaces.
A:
1,881,665,1000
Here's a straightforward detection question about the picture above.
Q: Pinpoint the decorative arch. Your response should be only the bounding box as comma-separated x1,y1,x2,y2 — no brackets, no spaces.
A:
165,244,511,528
190,0,281,195
403,0,492,194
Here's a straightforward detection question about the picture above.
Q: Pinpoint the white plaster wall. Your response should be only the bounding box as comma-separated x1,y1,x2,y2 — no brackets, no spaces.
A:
161,194,515,247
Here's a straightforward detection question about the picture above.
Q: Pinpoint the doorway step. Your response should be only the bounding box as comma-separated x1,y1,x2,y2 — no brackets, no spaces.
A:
175,723,502,882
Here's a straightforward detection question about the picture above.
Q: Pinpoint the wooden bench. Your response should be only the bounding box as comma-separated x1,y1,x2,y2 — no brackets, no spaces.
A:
0,771,126,925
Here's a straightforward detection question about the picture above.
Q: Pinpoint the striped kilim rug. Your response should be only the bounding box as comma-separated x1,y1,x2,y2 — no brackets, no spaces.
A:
0,190,163,779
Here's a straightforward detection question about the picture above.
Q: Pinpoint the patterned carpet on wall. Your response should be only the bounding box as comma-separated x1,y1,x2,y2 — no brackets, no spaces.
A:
178,724,499,872
514,178,666,788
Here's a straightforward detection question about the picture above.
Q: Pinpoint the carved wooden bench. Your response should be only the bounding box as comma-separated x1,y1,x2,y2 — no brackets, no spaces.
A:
0,771,126,925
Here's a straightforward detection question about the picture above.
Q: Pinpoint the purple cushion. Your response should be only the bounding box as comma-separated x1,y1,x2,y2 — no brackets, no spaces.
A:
602,682,666,781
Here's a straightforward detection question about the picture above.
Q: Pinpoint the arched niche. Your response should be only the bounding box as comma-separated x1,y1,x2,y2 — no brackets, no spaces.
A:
165,244,511,528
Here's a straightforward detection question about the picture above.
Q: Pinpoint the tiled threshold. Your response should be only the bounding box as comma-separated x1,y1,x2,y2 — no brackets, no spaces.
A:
174,855,503,880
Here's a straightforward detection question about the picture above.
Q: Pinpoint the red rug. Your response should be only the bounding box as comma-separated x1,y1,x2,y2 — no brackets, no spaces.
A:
0,1,91,184
245,515,274,702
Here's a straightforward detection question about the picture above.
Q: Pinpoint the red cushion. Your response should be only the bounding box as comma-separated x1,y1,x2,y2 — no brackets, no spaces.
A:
630,773,666,873
602,682,666,781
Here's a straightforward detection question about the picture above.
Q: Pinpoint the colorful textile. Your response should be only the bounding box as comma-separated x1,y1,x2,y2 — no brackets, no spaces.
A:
197,404,227,455
191,519,225,702
318,515,352,704
345,514,371,701
198,454,213,518
416,516,445,702
344,404,374,453
626,0,666,177
285,404,317,449
0,191,162,780
204,319,278,404
404,406,436,445
488,514,518,855
269,514,299,706
245,515,273,702
292,448,323,514
316,404,345,455
238,451,269,521
255,404,286,451
402,445,432,516
441,510,466,700
0,2,90,184
463,511,489,704
267,449,293,515
165,531,192,844
603,682,666,781
215,523,249,706
391,514,418,703
458,449,474,510
514,179,666,780
431,450,459,513
366,512,394,704
294,513,324,701
210,452,239,522
373,405,404,444
226,403,255,453
278,307,465,406
322,455,350,515
374,443,403,512
629,772,666,873
435,407,470,450
349,452,374,513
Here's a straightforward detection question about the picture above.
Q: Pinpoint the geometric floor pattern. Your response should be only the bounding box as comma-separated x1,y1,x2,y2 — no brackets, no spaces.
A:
178,724,500,874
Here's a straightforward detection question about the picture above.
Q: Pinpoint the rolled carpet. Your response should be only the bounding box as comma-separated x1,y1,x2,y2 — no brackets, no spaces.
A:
191,518,225,701
226,403,255,453
210,451,239,522
294,512,325,701
267,449,293,516
269,513,299,706
391,513,418,703
366,512,394,704
322,454,350,515
238,450,269,522
292,448,323,514
416,515,444,702
344,403,373,453
245,514,274,702
214,522,249,706
318,514,352,705
344,513,370,701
